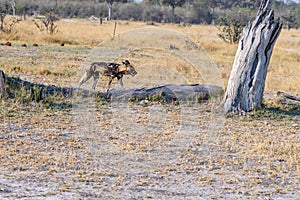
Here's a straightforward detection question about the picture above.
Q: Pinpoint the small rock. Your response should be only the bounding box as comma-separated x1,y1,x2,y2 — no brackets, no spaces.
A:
139,100,150,107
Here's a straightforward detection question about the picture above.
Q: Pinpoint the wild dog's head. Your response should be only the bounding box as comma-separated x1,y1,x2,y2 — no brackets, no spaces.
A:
118,60,137,76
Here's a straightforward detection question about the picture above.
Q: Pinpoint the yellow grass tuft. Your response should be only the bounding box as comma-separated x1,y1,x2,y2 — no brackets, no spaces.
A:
38,67,51,76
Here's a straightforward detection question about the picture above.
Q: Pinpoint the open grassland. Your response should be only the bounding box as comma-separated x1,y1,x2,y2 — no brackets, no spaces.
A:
0,18,299,199
1,17,299,93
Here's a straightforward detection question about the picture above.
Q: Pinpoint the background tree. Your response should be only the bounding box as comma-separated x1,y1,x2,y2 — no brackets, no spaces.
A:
191,0,213,24
2,0,299,28
10,0,16,15
281,1,299,30
0,1,20,33
162,0,186,22
217,7,254,44
205,0,219,23
0,13,6,32
282,12,295,30
33,11,59,35
117,3,143,20
0,3,7,31
141,0,164,22
106,0,114,20
95,0,129,20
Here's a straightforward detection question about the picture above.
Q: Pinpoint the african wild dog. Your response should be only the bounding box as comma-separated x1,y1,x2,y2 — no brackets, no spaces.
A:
78,60,137,92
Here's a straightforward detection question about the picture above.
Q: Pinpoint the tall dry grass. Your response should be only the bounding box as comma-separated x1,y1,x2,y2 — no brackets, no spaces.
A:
186,25,300,94
1,17,144,45
0,16,299,94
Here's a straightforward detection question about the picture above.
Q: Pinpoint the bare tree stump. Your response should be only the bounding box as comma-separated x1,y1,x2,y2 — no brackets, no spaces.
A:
0,70,5,98
224,0,282,113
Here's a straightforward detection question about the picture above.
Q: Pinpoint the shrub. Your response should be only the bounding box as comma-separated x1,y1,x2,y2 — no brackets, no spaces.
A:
117,3,143,21
0,14,21,33
216,7,254,44
33,11,59,35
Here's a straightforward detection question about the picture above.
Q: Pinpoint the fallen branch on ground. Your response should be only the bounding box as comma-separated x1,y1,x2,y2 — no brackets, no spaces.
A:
277,91,300,106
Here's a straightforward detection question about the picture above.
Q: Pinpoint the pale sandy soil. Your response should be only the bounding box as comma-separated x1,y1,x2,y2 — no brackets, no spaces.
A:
0,100,299,199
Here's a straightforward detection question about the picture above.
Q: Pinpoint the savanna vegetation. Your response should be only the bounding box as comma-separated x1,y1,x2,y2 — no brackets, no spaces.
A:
0,0,299,199
1,0,300,26
1,0,300,44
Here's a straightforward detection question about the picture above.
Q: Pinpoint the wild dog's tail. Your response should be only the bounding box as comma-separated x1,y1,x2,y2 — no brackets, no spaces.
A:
78,70,91,88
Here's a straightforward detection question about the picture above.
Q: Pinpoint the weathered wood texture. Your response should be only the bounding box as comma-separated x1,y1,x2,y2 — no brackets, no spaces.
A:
4,72,75,97
1,70,223,103
224,0,282,113
277,91,300,106
107,84,223,102
0,70,5,98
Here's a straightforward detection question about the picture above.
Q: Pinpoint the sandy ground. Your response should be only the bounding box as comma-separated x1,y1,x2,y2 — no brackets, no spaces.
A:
0,99,299,199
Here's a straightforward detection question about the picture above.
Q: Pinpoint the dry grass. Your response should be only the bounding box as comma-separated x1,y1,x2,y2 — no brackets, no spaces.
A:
0,101,299,199
0,17,299,199
2,17,144,46
187,25,300,94
1,17,299,93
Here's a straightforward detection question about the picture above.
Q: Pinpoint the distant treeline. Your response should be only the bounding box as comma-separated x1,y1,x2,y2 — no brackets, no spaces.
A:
1,0,300,28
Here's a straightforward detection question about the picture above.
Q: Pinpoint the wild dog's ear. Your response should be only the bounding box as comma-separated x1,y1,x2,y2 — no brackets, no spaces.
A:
122,60,130,65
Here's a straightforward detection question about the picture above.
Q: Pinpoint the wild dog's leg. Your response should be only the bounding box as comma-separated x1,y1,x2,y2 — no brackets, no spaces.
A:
78,69,93,88
106,77,113,93
92,71,100,91
117,76,124,88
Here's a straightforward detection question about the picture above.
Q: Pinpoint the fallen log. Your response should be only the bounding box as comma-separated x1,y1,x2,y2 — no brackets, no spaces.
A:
107,84,224,103
1,70,224,103
0,70,5,98
277,91,300,106
5,75,76,98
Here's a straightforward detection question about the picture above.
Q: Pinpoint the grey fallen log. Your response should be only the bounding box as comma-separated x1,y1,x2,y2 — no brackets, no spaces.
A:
224,0,282,113
1,70,223,103
0,70,5,98
277,91,300,106
106,84,224,102
5,75,76,97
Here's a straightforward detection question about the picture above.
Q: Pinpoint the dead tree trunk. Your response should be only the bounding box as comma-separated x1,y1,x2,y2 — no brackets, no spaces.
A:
10,0,16,16
106,1,113,21
224,0,282,113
